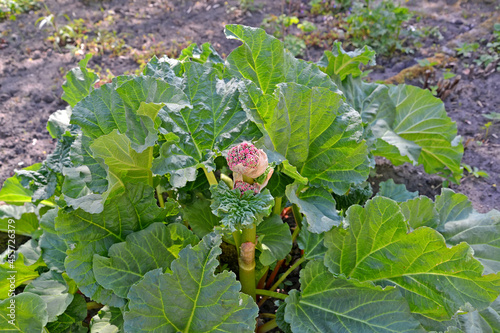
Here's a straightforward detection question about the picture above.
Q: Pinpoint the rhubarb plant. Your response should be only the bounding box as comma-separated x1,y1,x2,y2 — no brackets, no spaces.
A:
0,25,499,333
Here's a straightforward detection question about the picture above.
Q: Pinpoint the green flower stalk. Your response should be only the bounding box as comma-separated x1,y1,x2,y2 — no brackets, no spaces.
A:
218,142,275,300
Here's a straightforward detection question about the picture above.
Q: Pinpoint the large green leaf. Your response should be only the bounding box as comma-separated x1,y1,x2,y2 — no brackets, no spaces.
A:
457,296,500,332
182,197,221,238
0,174,36,205
0,203,39,236
152,62,259,188
441,205,500,275
61,166,103,214
46,293,87,333
324,196,500,320
0,293,48,333
65,240,125,308
399,196,439,230
17,131,76,201
376,179,418,202
256,214,292,266
70,133,108,193
47,106,72,140
225,25,338,95
90,130,153,200
435,189,473,227
55,183,169,305
297,227,327,261
115,76,190,152
258,83,369,194
372,85,463,182
286,184,340,233
284,261,424,333
338,77,464,182
0,240,45,300
70,82,127,139
62,54,99,107
93,222,198,298
39,208,68,272
143,55,183,86
318,41,376,81
90,306,124,333
124,233,259,332
39,230,67,272
225,25,285,94
24,270,74,322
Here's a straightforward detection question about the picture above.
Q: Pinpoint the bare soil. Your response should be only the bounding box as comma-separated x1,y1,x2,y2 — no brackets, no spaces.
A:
0,0,499,213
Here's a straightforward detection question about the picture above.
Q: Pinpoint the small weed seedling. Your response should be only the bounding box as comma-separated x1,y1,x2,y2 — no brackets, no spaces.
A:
462,163,489,179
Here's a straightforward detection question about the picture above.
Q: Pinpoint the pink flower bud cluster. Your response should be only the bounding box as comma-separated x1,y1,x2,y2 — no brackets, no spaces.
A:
234,180,260,195
227,142,274,195
227,142,268,179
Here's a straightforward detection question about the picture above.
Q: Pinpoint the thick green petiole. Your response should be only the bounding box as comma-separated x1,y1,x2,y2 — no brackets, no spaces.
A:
202,166,218,186
273,197,282,215
256,289,288,300
257,319,278,333
239,224,257,301
156,185,165,208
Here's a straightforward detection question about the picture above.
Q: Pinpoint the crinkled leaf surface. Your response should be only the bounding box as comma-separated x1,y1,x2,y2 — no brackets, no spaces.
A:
276,303,293,333
124,233,259,333
152,62,259,188
225,25,285,94
143,55,183,86
93,222,198,298
61,166,103,214
47,106,72,139
70,133,108,193
178,42,224,65
0,293,48,333
115,76,190,152
65,240,125,308
324,196,500,320
256,214,292,266
24,270,73,322
55,183,169,305
443,209,500,275
225,25,338,94
435,189,473,228
91,306,124,333
90,130,153,200
376,179,418,202
400,196,439,230
286,184,340,233
17,131,76,201
284,261,424,333
257,83,369,194
339,77,463,181
318,42,376,81
373,85,463,182
210,181,274,231
62,54,99,107
71,82,127,139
